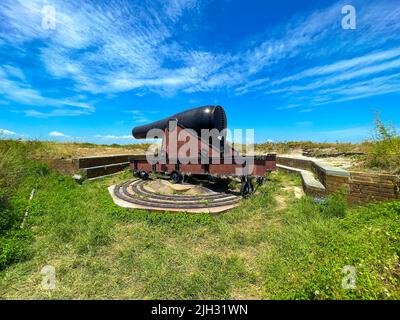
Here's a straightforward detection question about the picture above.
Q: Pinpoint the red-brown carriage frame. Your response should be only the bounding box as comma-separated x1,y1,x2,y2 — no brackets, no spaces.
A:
129,122,276,197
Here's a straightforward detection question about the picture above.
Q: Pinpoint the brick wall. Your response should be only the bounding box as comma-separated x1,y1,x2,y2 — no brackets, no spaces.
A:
320,170,399,204
325,175,350,193
42,158,79,175
278,156,400,204
347,171,400,204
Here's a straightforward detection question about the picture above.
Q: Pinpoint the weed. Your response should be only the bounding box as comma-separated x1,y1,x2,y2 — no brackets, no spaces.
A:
321,188,348,218
363,115,400,174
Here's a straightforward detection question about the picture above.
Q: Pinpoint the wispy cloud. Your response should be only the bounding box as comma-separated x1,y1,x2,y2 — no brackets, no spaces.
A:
163,0,199,22
266,56,400,96
276,104,301,111
24,108,92,118
0,65,94,116
49,131,67,137
0,0,399,113
94,134,133,140
127,110,151,124
315,73,400,105
298,109,313,113
272,47,400,86
0,129,16,135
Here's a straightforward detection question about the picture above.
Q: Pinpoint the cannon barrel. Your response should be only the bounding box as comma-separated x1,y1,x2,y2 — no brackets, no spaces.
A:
132,105,227,139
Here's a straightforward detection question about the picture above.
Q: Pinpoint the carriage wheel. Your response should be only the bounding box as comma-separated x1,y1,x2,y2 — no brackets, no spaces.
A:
240,181,254,198
139,171,149,180
170,171,183,184
256,176,265,186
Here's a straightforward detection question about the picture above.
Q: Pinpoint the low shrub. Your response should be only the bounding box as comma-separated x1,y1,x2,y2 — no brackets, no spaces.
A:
321,188,348,218
0,230,32,269
364,116,400,174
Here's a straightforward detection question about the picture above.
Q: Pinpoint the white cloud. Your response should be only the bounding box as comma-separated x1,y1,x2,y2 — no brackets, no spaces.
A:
127,110,151,124
277,104,301,111
268,57,400,95
272,47,400,86
163,0,199,22
298,109,313,113
2,65,26,80
0,129,16,135
24,108,92,118
0,65,95,116
49,131,67,137
315,73,400,105
0,0,399,106
232,2,400,103
94,134,133,140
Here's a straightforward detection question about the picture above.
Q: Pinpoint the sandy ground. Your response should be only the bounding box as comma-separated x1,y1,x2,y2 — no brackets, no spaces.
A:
278,152,357,170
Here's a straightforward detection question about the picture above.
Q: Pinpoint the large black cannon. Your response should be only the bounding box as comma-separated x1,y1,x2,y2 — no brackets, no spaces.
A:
128,105,276,197
132,105,227,139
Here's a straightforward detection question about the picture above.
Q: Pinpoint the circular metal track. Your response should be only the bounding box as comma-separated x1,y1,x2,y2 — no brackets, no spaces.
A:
113,179,240,211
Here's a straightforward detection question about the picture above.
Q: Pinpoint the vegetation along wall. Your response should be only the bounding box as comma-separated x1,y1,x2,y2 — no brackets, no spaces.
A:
278,156,400,204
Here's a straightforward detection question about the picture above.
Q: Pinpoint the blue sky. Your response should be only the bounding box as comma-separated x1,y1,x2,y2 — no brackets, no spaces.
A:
0,0,399,144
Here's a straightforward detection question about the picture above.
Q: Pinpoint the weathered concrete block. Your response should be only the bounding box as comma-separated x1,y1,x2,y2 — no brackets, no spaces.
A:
75,155,134,169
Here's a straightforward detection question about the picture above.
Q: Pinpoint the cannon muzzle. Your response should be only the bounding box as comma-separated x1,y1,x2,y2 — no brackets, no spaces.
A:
132,105,227,139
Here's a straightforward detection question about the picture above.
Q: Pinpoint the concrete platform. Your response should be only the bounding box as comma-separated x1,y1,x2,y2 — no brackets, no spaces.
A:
83,162,130,179
74,155,134,169
108,179,240,213
277,164,326,196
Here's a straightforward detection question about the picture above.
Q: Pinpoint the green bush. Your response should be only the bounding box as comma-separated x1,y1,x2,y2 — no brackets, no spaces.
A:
371,200,400,218
321,188,348,218
364,116,400,174
0,205,20,236
0,230,32,269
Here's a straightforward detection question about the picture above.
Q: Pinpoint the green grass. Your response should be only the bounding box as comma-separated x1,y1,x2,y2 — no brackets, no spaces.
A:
254,141,360,155
0,138,151,160
0,158,399,299
0,140,49,269
0,138,399,299
362,116,400,174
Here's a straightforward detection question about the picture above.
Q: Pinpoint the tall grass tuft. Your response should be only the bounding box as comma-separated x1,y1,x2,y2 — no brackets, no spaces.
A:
321,188,348,218
364,115,400,174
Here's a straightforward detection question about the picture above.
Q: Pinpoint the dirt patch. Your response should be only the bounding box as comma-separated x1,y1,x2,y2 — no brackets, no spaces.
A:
275,195,288,210
282,186,304,199
275,185,305,210
144,180,213,196
293,186,304,199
